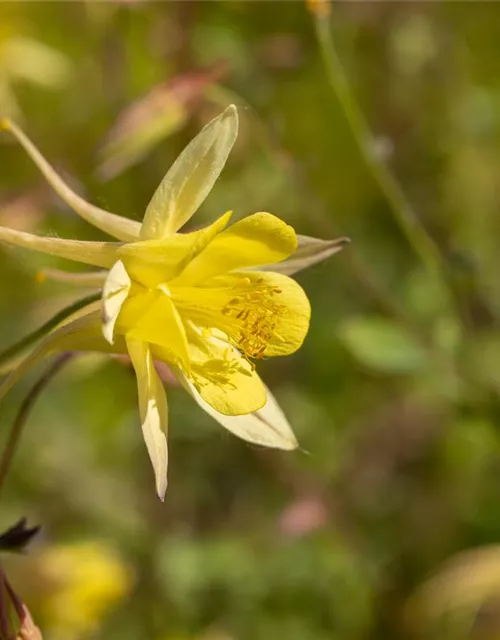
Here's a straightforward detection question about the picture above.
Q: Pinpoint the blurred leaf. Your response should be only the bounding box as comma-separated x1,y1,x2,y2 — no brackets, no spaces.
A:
2,37,71,88
390,15,437,77
433,315,462,356
466,331,500,393
98,64,227,180
338,316,428,374
403,268,452,322
407,546,500,638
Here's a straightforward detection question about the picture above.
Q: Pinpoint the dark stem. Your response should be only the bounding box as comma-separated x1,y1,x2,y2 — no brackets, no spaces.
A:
0,353,73,497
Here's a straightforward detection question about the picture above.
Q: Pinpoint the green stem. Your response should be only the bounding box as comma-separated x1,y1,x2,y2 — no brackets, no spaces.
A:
0,353,73,497
0,292,100,369
313,14,446,286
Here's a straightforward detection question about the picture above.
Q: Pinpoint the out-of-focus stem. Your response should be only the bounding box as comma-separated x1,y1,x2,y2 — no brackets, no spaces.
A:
0,569,11,640
0,292,100,369
313,12,447,290
0,353,73,497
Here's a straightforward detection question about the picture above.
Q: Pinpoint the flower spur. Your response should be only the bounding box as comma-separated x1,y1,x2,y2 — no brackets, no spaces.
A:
0,106,347,499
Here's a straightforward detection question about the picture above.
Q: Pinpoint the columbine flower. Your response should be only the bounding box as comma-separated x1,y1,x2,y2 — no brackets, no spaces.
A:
0,106,347,499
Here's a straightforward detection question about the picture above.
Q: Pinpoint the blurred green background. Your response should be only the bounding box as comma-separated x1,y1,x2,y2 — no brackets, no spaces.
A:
1,1,500,638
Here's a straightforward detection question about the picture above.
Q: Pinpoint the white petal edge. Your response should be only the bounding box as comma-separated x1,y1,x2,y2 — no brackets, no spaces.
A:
176,369,298,450
261,235,350,276
1,118,141,241
127,337,169,500
102,260,131,344
140,104,238,240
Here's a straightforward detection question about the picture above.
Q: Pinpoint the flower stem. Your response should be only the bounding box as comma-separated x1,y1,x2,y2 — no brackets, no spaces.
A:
313,13,447,288
0,292,100,369
0,353,73,497
0,568,11,640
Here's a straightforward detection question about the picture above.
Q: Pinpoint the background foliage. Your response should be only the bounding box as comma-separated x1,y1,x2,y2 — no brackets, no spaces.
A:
1,2,500,639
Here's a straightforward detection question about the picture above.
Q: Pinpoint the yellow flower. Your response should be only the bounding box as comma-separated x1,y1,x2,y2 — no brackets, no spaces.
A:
0,106,347,498
38,540,132,640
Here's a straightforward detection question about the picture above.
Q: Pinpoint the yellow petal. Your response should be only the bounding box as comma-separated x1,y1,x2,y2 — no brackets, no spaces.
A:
155,331,266,416
247,271,311,357
262,234,350,276
36,268,107,287
140,105,238,240
117,211,231,288
179,373,298,449
1,118,141,242
102,260,131,344
126,337,169,500
0,225,119,268
172,270,310,359
120,290,190,372
193,356,266,416
0,312,124,402
172,212,298,286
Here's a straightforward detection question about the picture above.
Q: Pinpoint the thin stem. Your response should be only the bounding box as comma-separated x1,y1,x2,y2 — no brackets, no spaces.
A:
0,567,11,640
313,13,447,290
0,293,100,369
0,353,73,497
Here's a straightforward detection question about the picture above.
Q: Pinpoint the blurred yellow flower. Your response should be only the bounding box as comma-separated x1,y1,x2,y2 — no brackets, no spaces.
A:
0,106,346,498
38,540,133,640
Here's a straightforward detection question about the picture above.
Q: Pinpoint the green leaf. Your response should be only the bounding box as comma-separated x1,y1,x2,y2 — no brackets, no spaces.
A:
338,316,428,374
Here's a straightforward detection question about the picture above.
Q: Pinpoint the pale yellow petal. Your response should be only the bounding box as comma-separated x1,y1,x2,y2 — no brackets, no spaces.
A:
126,337,168,500
262,235,350,276
0,225,120,268
172,212,297,286
102,260,131,344
36,268,107,287
1,118,141,241
0,312,125,402
119,290,190,372
179,373,298,449
140,105,238,240
117,211,231,288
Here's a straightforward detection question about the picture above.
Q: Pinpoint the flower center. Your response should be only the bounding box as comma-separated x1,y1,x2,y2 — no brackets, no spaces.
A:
171,277,285,360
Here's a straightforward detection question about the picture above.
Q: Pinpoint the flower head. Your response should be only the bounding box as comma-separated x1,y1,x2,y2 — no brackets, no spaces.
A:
0,106,348,498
